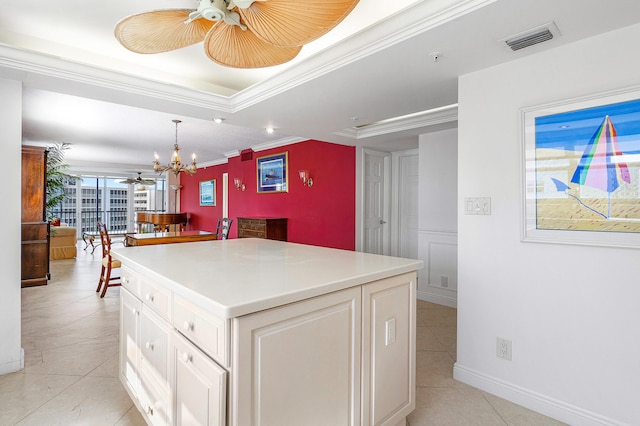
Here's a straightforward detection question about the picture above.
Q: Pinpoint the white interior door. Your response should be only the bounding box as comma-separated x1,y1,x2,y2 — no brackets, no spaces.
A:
363,150,390,255
394,150,419,259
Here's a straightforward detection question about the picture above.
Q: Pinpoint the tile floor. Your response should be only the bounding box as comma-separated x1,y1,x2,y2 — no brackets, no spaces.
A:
1,243,565,425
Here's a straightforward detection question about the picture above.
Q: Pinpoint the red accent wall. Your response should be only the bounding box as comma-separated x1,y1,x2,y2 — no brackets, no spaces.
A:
180,163,228,232
180,140,355,250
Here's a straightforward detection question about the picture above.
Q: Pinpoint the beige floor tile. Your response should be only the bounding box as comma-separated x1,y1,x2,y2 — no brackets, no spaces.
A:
88,353,120,379
416,326,447,352
418,307,457,327
114,406,147,426
416,350,464,389
482,392,568,426
429,326,457,360
24,335,119,376
408,386,507,426
14,376,135,426
0,373,80,425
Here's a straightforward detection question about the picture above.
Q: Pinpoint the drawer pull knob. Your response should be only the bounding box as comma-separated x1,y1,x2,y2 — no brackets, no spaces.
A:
145,341,154,351
131,307,138,315
145,406,154,416
182,352,192,363
145,293,154,302
183,321,194,331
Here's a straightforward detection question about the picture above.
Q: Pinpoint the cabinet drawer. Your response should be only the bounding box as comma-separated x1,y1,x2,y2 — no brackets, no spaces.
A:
140,279,171,320
122,267,141,295
122,267,171,321
238,229,265,239
140,306,171,383
173,294,229,367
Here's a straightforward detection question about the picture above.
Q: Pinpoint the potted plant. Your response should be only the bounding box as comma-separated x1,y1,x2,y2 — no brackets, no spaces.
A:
45,142,77,224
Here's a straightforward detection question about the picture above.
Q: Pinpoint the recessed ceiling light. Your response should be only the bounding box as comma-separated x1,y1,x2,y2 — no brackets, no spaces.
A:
213,117,224,124
266,127,275,134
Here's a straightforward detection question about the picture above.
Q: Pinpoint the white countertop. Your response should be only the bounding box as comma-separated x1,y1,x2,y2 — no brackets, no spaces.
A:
112,238,423,319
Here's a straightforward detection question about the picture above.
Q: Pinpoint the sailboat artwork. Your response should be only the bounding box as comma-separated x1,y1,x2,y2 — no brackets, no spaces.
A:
533,97,640,234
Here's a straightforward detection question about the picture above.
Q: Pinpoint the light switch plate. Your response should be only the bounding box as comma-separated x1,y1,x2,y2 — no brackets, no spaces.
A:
465,197,491,215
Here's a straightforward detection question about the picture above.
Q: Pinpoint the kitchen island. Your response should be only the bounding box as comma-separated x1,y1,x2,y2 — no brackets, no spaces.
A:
112,238,423,426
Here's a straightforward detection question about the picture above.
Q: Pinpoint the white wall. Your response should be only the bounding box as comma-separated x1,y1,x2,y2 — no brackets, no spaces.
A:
0,78,24,374
417,128,457,307
455,24,640,425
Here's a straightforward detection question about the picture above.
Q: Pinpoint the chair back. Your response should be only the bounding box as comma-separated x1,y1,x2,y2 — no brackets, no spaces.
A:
98,222,113,258
215,218,233,240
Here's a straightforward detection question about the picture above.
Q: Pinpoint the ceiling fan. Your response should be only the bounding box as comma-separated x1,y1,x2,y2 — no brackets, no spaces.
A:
114,0,360,68
120,172,156,185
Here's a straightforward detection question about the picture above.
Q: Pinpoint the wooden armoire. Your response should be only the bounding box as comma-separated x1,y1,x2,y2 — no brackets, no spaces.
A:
21,146,50,287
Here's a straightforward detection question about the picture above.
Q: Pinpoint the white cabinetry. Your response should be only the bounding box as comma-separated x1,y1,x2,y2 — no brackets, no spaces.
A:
119,259,418,426
362,274,416,425
232,286,362,425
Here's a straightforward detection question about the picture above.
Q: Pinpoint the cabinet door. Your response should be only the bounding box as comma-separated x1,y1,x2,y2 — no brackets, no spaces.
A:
171,330,227,426
232,287,361,426
361,273,416,426
120,288,142,399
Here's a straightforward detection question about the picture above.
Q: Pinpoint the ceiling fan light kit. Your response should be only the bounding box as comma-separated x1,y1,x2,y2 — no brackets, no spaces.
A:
115,0,361,68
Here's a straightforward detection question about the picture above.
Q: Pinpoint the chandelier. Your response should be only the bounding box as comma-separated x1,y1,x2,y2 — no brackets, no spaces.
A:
153,119,197,177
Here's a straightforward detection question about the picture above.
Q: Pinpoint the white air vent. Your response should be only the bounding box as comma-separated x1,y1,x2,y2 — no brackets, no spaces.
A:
500,22,561,52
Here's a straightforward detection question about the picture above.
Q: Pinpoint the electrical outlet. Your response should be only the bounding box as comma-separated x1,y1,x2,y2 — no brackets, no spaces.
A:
496,337,512,361
440,275,449,288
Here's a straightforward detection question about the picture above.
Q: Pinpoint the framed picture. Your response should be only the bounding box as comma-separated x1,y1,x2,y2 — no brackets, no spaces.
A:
257,152,288,193
522,86,640,248
199,179,216,206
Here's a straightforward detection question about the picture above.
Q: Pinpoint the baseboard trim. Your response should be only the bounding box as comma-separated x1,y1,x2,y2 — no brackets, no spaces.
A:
417,290,457,308
0,348,24,375
453,363,626,426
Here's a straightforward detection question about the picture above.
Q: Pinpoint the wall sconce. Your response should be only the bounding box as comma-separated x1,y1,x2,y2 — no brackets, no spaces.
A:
298,170,313,187
234,177,245,191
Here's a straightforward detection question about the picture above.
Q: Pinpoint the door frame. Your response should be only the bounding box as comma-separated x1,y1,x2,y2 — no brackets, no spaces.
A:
355,147,391,254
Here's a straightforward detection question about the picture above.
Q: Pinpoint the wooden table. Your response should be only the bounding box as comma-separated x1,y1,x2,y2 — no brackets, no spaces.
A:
125,230,217,247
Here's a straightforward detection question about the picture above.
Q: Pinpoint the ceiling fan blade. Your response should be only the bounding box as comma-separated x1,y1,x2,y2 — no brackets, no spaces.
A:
115,10,216,54
238,0,360,48
204,22,301,68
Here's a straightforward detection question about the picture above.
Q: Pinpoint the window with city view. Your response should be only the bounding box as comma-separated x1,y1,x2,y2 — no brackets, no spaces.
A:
51,175,166,235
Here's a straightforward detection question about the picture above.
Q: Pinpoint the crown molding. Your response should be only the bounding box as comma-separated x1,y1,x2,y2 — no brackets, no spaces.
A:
232,0,496,111
0,0,493,115
335,103,458,139
0,44,233,112
250,136,308,152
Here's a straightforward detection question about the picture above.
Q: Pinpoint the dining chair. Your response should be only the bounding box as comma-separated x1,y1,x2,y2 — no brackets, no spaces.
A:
215,218,233,240
96,222,121,298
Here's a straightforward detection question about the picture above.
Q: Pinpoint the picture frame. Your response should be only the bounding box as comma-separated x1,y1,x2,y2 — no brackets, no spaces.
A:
257,152,288,193
199,179,216,206
521,86,640,249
